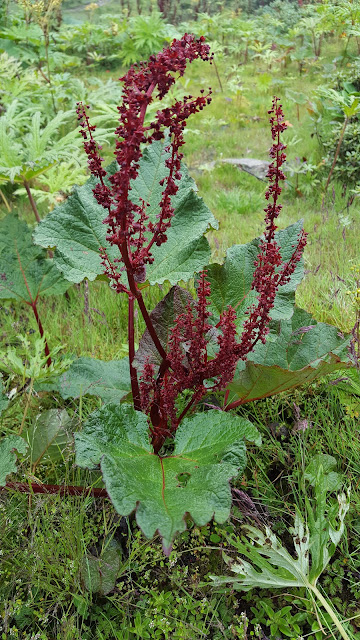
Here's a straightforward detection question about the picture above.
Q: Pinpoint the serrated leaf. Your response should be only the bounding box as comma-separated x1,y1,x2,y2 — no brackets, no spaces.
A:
0,214,70,304
75,405,259,553
37,357,131,402
211,488,349,591
81,538,122,595
206,221,304,325
26,409,74,468
0,435,28,486
227,307,350,405
134,285,194,371
34,139,217,285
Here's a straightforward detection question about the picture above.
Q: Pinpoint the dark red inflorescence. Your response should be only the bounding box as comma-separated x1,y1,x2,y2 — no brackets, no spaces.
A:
78,44,307,450
77,34,212,288
234,97,307,359
140,98,307,441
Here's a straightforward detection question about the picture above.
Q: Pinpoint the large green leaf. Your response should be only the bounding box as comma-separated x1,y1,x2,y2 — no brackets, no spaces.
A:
134,285,193,372
26,409,74,468
0,214,70,304
75,404,260,553
227,307,350,405
206,221,304,325
38,357,131,402
81,538,122,595
0,435,28,486
34,140,218,285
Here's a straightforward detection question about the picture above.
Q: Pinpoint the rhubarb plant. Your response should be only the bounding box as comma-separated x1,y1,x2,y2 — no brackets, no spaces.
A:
30,35,349,550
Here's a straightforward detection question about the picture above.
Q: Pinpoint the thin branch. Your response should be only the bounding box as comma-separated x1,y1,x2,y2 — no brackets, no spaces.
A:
31,302,51,367
23,180,41,223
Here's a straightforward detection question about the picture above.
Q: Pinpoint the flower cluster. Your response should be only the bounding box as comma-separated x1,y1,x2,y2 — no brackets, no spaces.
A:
140,272,238,452
233,97,307,359
77,34,212,287
140,98,307,450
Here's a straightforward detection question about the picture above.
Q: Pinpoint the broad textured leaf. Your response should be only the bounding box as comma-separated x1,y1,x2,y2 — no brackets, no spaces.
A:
81,539,122,595
75,404,260,553
27,409,74,467
227,307,350,405
33,172,119,283
0,214,70,304
134,285,193,371
206,221,304,325
0,435,28,486
38,357,131,402
34,140,217,285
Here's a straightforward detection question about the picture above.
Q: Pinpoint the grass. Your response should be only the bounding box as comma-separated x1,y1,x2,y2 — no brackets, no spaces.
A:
2,389,360,639
1,9,360,639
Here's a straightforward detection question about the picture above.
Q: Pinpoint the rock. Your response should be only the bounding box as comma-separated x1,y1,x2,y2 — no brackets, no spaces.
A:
221,158,270,180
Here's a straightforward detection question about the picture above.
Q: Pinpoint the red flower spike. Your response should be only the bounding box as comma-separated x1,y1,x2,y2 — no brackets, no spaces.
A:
78,35,212,293
141,272,240,440
235,97,307,360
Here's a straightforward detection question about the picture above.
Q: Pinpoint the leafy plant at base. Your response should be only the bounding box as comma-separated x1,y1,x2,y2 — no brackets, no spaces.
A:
37,356,131,402
210,465,351,640
26,408,74,473
81,537,122,596
30,35,348,550
0,214,70,364
0,334,73,436
75,404,260,554
0,435,27,486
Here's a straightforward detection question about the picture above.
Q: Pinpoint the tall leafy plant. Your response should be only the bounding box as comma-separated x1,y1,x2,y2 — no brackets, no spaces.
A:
5,36,349,551
36,35,307,551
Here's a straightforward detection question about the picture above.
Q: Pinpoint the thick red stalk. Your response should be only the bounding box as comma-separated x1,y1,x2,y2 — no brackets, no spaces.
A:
128,295,141,410
2,482,108,497
31,302,52,367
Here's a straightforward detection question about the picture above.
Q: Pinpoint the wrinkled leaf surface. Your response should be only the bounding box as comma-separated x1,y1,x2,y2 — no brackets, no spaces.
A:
227,307,350,405
75,404,260,553
34,140,217,285
27,408,74,467
0,214,70,304
38,357,131,402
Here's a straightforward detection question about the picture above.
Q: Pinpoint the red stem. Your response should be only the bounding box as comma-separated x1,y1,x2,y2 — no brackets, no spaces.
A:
176,390,201,426
120,241,168,362
23,181,41,224
128,295,141,410
2,482,108,497
31,301,51,367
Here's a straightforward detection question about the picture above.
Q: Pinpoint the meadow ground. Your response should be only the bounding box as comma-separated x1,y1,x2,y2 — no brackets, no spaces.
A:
1,15,360,639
